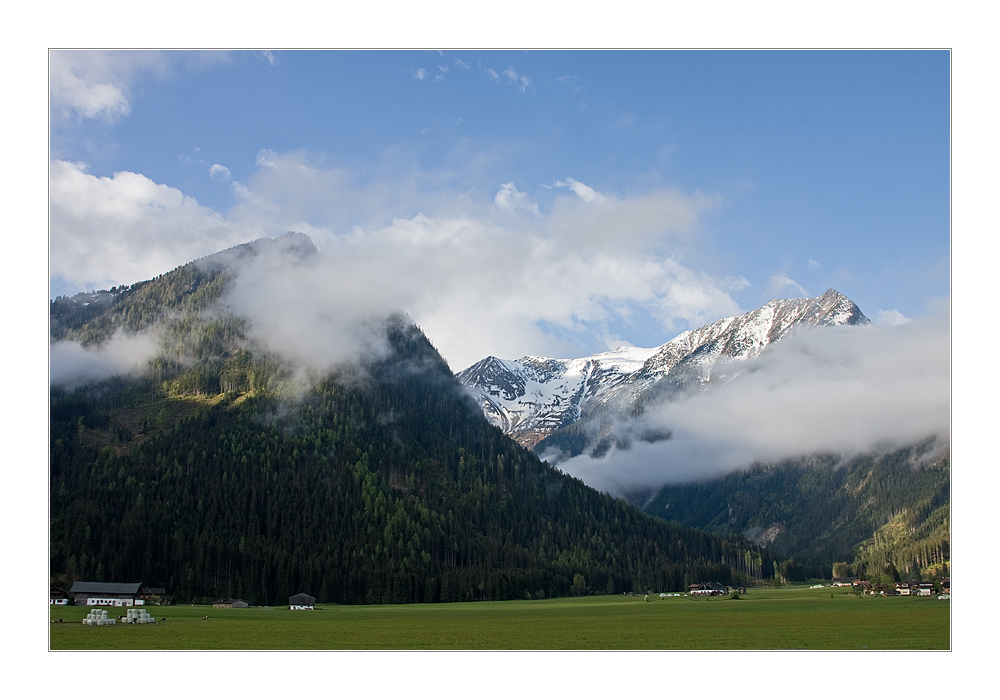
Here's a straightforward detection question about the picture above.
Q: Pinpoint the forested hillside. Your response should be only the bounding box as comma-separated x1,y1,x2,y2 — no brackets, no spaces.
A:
641,441,949,581
50,235,772,605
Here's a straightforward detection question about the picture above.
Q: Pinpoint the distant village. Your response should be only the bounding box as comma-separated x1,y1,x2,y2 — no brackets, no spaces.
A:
51,578,951,609
49,582,318,610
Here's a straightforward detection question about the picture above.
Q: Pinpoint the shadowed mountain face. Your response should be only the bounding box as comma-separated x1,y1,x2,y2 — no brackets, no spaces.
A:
50,234,771,604
457,289,871,452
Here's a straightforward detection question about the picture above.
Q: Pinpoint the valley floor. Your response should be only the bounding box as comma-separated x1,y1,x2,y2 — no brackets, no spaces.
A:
50,585,949,650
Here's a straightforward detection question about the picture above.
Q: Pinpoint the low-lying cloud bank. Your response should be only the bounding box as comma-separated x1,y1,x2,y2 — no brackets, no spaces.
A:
50,331,161,389
556,315,950,495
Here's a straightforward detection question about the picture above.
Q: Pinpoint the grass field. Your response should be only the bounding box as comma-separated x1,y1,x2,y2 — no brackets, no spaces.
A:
49,586,950,650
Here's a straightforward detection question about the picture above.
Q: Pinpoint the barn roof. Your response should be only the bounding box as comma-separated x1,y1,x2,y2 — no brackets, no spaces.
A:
288,592,316,605
69,581,142,595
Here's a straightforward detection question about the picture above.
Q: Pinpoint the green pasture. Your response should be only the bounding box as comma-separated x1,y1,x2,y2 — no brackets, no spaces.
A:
50,586,950,650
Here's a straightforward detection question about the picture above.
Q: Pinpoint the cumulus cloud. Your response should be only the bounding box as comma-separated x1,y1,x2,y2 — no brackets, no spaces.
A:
493,182,541,216
50,331,161,388
49,159,249,292
50,50,226,123
558,315,950,495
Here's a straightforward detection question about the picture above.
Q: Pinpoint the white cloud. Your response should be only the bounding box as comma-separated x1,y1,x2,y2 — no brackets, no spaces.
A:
493,182,541,216
484,67,500,81
51,149,741,372
49,159,248,292
50,51,136,122
50,331,161,388
875,308,912,326
768,273,808,297
503,66,533,92
256,149,278,167
553,177,605,204
209,164,231,180
226,156,737,368
559,316,950,495
49,50,227,124
808,259,822,270
413,68,428,80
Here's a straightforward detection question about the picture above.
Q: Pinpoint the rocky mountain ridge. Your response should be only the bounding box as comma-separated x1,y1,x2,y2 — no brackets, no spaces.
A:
457,289,871,450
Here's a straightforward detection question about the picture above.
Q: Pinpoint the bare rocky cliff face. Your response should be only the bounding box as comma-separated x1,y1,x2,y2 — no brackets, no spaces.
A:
457,289,871,451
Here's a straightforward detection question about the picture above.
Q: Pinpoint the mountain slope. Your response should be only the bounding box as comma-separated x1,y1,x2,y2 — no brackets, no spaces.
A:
50,234,774,603
641,439,949,579
457,289,871,453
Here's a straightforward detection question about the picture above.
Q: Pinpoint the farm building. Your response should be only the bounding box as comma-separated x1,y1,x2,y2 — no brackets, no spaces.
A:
688,582,727,597
212,598,250,608
831,577,857,587
69,581,142,607
50,587,69,605
139,586,171,605
289,593,316,610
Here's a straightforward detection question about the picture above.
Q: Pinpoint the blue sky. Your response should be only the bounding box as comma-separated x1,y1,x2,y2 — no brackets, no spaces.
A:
49,49,949,370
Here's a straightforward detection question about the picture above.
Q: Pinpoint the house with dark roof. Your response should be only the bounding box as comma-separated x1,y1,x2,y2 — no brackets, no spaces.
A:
288,592,316,609
688,582,727,596
69,581,143,607
139,587,171,605
50,587,70,605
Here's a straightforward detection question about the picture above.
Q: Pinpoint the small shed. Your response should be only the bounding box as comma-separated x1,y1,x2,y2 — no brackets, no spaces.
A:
288,593,316,610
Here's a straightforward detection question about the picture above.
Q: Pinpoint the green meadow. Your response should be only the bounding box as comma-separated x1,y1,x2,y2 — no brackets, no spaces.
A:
50,586,949,650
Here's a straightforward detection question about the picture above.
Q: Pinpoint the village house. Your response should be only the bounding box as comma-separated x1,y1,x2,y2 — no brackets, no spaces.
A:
288,593,316,609
831,577,857,587
139,586,171,605
50,586,69,605
69,581,143,607
687,582,727,597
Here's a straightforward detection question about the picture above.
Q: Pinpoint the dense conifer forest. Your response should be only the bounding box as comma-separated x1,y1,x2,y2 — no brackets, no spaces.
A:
50,237,773,605
642,443,949,581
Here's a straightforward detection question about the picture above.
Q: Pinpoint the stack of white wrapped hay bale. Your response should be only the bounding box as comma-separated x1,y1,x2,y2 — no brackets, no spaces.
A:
125,608,157,624
82,609,115,626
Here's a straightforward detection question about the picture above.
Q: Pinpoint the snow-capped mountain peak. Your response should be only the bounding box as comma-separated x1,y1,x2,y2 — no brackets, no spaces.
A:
456,290,871,449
